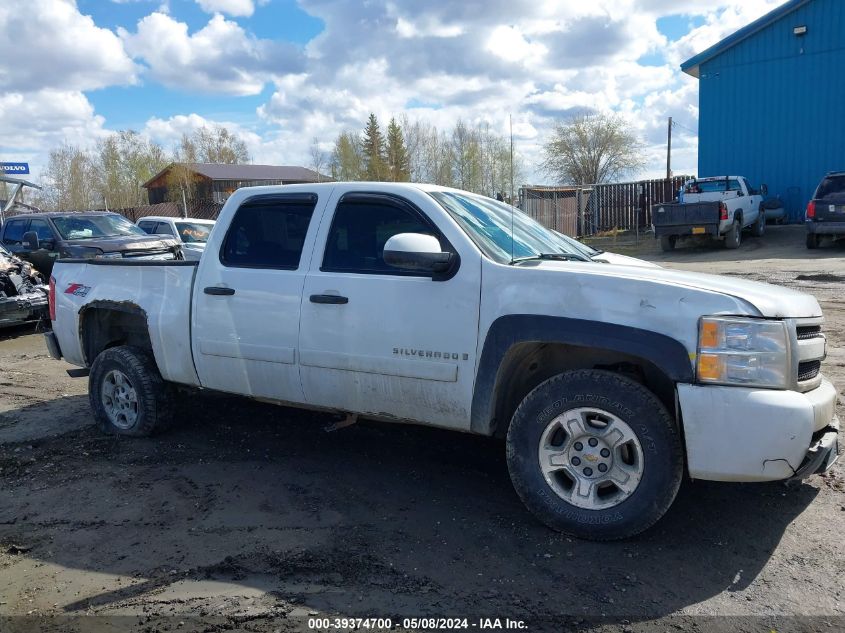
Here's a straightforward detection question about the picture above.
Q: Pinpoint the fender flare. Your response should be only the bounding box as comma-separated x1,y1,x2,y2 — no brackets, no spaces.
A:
469,315,695,435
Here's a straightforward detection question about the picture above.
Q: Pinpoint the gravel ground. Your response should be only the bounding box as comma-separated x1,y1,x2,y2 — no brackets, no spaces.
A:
0,225,843,633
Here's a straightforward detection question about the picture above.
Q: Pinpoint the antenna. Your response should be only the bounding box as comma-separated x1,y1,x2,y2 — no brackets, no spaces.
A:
510,113,514,263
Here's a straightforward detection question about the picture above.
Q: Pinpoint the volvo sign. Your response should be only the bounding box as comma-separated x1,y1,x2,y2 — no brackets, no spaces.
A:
0,162,30,175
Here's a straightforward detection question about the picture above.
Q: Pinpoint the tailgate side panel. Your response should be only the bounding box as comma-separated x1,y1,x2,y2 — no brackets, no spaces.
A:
51,260,200,387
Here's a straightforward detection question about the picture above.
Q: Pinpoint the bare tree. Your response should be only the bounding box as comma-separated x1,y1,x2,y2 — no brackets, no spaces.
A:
193,125,251,164
309,137,327,182
541,113,644,185
41,143,102,211
330,132,364,181
98,131,167,209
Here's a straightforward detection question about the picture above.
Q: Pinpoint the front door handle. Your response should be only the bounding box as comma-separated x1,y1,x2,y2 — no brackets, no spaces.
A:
310,294,348,304
204,286,235,296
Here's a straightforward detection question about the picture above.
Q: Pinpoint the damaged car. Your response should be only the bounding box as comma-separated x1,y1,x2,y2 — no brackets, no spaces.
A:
0,242,48,328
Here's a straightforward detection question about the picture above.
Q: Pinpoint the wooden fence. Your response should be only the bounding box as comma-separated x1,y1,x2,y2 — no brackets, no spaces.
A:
521,176,691,237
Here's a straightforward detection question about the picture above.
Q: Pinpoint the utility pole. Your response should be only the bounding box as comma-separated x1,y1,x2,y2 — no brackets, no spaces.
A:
666,116,673,181
509,114,514,205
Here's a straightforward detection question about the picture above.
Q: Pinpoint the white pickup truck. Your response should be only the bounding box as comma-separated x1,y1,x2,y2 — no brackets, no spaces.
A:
44,183,839,540
653,176,767,251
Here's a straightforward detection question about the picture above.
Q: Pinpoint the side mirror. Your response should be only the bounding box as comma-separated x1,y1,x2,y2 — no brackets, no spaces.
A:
22,231,39,251
761,184,769,196
383,233,452,274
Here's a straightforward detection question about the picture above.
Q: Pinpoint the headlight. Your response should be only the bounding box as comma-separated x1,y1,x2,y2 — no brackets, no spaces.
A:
697,316,790,389
96,252,122,259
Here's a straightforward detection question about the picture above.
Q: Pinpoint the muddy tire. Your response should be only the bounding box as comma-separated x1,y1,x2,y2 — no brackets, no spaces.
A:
659,235,676,252
89,345,172,437
806,233,819,249
724,219,741,249
505,370,683,541
752,211,765,237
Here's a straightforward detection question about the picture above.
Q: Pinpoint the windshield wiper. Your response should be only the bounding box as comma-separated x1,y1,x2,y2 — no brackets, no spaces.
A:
510,252,590,265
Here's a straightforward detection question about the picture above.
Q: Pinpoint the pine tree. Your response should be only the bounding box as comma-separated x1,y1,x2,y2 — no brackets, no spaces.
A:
362,113,387,181
386,118,410,182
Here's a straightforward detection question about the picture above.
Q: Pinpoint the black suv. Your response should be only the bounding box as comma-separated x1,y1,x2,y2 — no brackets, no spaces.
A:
0,212,182,275
806,171,845,249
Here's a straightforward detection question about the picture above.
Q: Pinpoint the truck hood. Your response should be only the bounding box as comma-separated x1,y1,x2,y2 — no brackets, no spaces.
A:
66,235,180,252
591,252,661,269
535,261,822,319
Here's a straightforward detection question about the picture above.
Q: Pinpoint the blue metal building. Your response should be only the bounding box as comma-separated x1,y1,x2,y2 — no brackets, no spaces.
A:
682,0,845,222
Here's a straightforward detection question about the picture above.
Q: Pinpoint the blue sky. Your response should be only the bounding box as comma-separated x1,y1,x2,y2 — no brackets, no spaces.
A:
0,0,786,182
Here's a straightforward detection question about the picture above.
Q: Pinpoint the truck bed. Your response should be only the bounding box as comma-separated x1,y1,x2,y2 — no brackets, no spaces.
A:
50,259,200,387
652,201,721,237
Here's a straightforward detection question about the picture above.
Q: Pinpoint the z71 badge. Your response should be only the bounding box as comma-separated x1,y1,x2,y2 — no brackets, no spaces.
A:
64,283,91,297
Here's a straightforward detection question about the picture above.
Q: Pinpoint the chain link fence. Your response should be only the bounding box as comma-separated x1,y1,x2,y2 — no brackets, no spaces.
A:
3,199,224,223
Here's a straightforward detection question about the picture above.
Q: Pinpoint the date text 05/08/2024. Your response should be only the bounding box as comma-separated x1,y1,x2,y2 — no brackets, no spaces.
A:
308,617,528,630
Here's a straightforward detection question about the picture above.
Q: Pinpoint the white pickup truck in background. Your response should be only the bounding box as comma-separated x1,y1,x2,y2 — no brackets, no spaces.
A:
44,182,839,540
652,176,767,251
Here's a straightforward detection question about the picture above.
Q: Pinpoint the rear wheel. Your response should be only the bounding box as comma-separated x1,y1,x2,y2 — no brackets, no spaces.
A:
505,370,683,540
806,233,820,249
752,211,765,237
659,235,676,252
724,219,741,249
89,345,172,436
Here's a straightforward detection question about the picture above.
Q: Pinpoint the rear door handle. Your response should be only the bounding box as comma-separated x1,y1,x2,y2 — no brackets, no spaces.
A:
204,286,235,296
310,294,348,304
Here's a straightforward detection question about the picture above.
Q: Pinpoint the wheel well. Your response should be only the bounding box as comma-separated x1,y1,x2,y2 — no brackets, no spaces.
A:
79,303,152,366
490,342,676,438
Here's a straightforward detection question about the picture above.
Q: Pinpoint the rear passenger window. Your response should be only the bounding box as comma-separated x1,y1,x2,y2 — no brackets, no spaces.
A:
29,219,55,241
2,219,27,245
138,221,156,234
322,199,434,274
221,196,316,269
154,222,175,236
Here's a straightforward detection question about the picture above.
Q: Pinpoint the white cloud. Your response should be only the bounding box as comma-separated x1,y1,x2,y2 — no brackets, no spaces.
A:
0,89,109,176
0,0,137,92
195,0,256,18
120,12,304,96
0,0,797,186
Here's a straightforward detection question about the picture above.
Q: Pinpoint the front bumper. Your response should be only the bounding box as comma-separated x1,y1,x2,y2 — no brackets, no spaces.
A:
806,220,845,235
678,376,840,482
0,291,49,328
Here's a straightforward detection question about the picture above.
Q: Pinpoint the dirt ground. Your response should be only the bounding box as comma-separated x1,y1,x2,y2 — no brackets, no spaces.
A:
0,225,843,632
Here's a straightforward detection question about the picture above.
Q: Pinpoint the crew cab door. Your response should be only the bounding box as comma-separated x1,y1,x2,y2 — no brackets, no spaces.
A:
298,189,481,430
191,192,323,402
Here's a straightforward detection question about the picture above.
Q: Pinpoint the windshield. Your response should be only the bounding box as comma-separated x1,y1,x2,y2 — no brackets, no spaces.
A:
430,191,586,264
554,231,599,257
176,222,212,244
52,214,148,240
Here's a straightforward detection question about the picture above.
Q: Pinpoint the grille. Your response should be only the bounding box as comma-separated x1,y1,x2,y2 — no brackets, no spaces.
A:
797,325,823,340
798,360,821,382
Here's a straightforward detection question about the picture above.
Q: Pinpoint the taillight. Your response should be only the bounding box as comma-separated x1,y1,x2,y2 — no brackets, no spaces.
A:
807,200,816,219
48,276,56,321
719,202,728,220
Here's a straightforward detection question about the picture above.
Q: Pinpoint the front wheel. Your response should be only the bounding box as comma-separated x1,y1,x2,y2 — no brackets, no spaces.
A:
89,345,172,436
505,370,683,540
752,211,765,237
